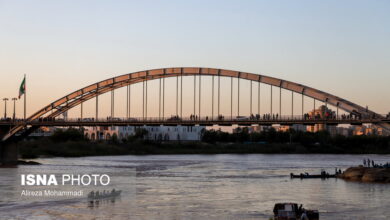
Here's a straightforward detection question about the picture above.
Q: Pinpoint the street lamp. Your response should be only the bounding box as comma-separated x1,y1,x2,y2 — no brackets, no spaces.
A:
12,98,17,120
3,98,9,119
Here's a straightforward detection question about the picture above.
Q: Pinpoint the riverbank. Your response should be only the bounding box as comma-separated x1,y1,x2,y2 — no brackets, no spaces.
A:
16,139,390,159
340,166,390,183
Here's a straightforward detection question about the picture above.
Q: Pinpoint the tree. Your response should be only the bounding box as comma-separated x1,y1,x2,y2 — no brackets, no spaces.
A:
50,128,85,142
111,133,119,144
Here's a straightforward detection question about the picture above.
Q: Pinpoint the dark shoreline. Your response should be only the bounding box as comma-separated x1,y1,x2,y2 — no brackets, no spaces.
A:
16,139,390,159
13,128,390,159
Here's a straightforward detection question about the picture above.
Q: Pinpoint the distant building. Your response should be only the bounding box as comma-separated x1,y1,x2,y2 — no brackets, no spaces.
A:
247,124,306,133
144,126,204,141
84,126,118,141
248,125,267,133
276,124,307,132
27,127,58,137
334,126,353,136
246,125,275,133
306,105,337,134
351,125,384,136
291,124,307,132
84,125,205,141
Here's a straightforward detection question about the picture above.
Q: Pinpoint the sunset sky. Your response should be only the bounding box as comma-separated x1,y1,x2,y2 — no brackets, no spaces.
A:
1,0,389,119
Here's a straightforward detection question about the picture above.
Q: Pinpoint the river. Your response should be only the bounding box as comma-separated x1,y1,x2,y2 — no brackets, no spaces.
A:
0,154,389,219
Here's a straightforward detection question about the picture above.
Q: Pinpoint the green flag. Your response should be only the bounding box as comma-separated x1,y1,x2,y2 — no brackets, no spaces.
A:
19,76,26,99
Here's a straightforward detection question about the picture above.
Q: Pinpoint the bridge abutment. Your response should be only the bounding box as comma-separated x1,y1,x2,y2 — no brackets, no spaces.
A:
0,125,18,166
0,143,18,166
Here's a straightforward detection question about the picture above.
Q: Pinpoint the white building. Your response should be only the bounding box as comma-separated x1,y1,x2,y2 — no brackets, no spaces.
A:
335,126,353,136
84,125,205,141
247,124,306,133
26,127,60,137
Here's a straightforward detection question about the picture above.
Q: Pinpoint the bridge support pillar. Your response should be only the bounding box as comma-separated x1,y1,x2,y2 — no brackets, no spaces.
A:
0,143,18,166
0,126,18,166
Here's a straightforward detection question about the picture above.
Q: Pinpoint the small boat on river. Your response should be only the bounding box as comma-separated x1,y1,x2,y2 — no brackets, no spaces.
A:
87,189,122,201
290,169,336,179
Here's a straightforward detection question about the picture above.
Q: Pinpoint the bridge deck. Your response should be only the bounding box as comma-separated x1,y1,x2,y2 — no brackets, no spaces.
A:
1,118,389,127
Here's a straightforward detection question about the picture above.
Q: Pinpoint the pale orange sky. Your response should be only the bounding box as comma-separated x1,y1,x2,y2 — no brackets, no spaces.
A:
1,1,389,119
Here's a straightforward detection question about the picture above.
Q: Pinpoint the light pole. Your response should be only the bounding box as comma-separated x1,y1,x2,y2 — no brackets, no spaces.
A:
12,98,17,120
3,98,9,119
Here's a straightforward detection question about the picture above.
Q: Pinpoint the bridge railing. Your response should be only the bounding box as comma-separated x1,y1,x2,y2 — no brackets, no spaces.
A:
1,113,386,124
1,113,390,126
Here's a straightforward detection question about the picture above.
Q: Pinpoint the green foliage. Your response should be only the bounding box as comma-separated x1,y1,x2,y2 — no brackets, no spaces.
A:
124,128,149,143
134,128,148,139
110,133,119,144
50,128,85,142
16,127,390,159
18,139,129,158
201,128,390,152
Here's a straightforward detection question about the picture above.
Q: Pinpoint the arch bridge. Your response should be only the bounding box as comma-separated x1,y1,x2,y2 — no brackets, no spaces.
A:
1,67,389,164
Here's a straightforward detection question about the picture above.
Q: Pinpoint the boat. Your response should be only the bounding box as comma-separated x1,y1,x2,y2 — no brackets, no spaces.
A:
272,203,319,220
290,170,336,179
87,189,122,201
290,173,336,179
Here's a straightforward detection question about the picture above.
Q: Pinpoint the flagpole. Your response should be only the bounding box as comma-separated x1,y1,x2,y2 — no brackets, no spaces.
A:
24,74,26,121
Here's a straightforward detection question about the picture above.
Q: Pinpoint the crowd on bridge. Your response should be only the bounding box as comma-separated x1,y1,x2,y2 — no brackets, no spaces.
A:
0,117,23,122
2,111,390,123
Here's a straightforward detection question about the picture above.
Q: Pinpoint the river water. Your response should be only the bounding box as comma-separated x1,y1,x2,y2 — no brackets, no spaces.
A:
0,154,389,220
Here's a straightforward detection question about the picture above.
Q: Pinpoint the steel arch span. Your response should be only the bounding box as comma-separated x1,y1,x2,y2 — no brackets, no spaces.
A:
3,67,389,141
